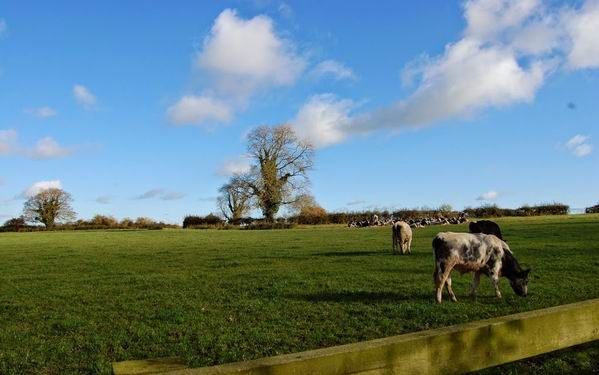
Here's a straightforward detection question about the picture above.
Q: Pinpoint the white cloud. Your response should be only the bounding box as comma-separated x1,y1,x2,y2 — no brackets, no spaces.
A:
357,39,549,128
0,130,73,160
512,19,562,56
291,94,354,148
347,199,366,206
477,190,499,201
160,192,186,201
28,137,72,159
566,134,588,148
563,0,599,69
26,106,58,118
169,9,306,127
303,0,599,146
133,188,164,200
464,0,541,42
95,195,113,204
197,9,305,99
216,156,252,176
167,95,233,125
23,180,62,198
132,189,184,200
573,143,592,157
310,60,356,81
566,134,592,157
73,84,97,109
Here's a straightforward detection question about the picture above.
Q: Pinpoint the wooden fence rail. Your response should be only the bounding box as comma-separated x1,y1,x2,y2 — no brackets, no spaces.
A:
113,298,599,375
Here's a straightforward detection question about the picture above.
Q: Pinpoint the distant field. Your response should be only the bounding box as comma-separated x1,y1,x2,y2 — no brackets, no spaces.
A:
0,215,598,374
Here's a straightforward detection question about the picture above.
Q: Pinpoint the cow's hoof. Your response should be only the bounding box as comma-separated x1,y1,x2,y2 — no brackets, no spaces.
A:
451,297,458,302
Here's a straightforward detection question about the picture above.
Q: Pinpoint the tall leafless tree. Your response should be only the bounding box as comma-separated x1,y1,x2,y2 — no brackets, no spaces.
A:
244,125,314,222
217,176,253,223
22,188,76,229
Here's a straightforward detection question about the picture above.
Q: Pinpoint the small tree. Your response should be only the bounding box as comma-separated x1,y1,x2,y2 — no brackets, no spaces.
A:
90,214,118,227
290,194,327,224
217,176,253,224
2,216,26,232
289,194,318,215
120,218,134,227
134,217,155,228
244,125,314,222
22,188,76,229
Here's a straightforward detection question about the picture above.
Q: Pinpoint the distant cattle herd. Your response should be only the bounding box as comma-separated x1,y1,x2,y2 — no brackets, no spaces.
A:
348,215,531,303
347,213,469,228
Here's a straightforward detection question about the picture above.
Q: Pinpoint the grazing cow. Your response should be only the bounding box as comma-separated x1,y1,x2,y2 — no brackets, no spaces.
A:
392,221,412,255
432,232,530,303
469,220,504,240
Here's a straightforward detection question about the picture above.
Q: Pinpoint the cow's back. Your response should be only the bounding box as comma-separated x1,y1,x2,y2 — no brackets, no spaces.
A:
395,221,411,237
469,220,503,240
433,232,503,262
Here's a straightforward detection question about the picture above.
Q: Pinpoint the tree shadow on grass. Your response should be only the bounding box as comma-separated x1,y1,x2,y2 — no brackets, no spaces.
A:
314,250,385,257
286,290,432,303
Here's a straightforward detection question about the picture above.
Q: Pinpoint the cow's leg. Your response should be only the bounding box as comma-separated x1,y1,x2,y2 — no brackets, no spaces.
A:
491,276,502,298
445,276,458,302
469,272,481,297
435,262,453,303
490,263,502,298
407,238,412,254
434,263,444,303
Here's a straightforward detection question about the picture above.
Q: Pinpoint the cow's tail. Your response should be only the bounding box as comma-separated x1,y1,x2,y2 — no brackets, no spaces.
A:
432,235,443,258
432,235,444,280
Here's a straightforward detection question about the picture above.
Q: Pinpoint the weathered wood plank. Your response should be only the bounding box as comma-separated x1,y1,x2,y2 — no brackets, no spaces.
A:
112,357,188,374
113,298,599,375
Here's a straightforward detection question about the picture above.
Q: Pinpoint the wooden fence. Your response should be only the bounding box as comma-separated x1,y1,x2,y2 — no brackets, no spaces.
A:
113,298,599,375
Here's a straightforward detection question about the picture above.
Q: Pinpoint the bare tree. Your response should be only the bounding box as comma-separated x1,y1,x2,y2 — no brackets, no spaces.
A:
22,188,76,229
244,125,314,222
217,176,252,223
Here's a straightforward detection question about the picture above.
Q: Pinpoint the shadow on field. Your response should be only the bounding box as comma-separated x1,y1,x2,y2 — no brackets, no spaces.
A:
286,290,431,303
315,251,384,257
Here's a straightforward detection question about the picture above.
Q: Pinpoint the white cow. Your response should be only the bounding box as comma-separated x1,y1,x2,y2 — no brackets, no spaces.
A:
392,221,412,255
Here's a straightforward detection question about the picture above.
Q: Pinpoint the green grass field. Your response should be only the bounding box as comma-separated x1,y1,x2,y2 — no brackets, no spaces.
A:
1,215,598,374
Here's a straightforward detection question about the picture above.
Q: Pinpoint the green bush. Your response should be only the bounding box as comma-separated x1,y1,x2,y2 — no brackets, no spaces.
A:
183,214,225,228
241,222,295,230
464,203,570,218
585,203,599,214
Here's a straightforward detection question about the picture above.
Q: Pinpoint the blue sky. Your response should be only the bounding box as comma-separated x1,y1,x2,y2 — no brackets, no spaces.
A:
1,0,598,223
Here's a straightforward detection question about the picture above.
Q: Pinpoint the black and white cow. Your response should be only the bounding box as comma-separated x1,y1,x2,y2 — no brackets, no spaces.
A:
432,232,530,303
469,220,504,240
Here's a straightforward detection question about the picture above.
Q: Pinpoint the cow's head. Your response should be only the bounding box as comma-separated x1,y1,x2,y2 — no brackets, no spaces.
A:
509,269,530,297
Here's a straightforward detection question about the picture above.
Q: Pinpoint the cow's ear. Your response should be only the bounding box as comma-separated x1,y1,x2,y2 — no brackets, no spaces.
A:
523,268,531,277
